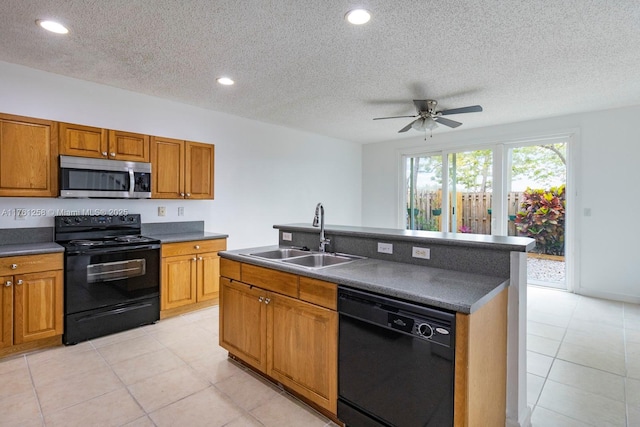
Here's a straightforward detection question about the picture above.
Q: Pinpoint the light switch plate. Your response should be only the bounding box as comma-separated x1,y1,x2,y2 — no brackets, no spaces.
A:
377,242,393,254
158,206,166,216
282,232,292,241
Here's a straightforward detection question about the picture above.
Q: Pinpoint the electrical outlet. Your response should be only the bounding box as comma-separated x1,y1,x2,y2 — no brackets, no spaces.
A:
282,232,292,241
412,247,431,259
178,207,184,216
158,206,166,216
377,242,393,254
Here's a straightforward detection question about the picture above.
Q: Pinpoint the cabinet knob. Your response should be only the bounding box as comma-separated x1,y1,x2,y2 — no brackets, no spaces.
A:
110,152,116,157
194,245,200,250
258,296,264,302
16,279,23,285
10,264,17,270
180,192,185,197
264,298,271,305
102,151,108,157
4,281,11,287
198,256,203,261
192,257,197,262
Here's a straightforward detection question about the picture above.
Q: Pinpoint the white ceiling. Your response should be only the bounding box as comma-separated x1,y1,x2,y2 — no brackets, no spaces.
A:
1,1,640,144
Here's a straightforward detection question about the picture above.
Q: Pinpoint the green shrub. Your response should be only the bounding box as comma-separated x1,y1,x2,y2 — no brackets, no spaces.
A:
515,185,565,255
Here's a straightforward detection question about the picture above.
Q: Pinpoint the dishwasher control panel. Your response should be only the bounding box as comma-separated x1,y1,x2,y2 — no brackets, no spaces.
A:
388,311,452,347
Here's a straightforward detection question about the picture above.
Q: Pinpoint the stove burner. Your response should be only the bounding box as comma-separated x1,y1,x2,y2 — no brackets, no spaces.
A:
68,239,101,246
114,235,146,243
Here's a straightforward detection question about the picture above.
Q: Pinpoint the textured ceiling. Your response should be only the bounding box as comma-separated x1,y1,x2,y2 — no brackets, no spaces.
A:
1,1,639,144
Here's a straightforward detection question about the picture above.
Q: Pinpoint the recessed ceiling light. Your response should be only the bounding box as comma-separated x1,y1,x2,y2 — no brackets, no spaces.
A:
36,19,69,34
216,77,235,86
345,9,371,25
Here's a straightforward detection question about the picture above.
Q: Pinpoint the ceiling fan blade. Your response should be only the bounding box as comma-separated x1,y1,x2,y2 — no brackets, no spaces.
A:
373,114,417,121
435,117,462,128
399,120,418,133
412,100,431,112
440,105,483,115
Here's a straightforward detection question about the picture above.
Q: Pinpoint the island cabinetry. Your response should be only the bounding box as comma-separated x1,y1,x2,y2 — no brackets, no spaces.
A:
160,239,226,318
219,259,338,414
150,136,214,199
0,113,58,197
0,253,63,357
59,122,149,162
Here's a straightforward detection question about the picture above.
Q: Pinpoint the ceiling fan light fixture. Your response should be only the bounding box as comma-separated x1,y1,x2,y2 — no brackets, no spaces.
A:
216,77,235,86
345,9,371,25
36,19,69,34
424,116,438,130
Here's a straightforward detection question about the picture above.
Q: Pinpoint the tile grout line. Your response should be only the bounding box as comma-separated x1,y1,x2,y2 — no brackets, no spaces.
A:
23,354,46,426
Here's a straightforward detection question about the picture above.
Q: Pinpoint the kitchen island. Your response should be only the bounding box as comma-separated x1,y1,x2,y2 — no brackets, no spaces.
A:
219,224,534,427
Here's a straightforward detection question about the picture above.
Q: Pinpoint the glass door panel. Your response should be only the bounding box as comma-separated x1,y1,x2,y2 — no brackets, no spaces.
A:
508,142,567,289
405,154,442,231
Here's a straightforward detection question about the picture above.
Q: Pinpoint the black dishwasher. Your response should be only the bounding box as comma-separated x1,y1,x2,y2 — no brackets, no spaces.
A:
337,286,456,427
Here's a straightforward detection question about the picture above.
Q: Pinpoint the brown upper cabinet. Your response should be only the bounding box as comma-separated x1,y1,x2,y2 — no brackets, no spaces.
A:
59,122,150,162
0,113,58,197
150,136,214,199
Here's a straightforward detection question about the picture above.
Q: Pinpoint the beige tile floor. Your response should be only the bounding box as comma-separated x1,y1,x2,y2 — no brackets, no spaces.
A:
528,286,640,426
2,288,639,426
0,306,338,427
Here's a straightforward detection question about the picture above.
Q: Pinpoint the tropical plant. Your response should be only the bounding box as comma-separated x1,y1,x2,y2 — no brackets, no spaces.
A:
515,185,565,255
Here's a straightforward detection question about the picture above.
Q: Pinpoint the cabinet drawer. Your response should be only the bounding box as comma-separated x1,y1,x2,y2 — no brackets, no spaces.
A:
162,239,226,257
0,253,63,276
220,258,241,281
299,277,337,310
241,264,298,298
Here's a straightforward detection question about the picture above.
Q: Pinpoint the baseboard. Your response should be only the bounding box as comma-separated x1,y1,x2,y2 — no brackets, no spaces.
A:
506,405,532,427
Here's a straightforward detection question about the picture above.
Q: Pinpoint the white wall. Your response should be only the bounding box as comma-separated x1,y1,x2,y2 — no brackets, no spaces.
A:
362,105,640,303
0,61,362,249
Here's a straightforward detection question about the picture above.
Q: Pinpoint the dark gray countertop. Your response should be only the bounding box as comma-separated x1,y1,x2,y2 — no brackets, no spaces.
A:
147,231,228,243
0,242,64,257
220,245,508,314
275,223,535,252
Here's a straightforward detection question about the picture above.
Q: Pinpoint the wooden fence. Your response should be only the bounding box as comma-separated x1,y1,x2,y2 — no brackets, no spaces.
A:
408,190,524,235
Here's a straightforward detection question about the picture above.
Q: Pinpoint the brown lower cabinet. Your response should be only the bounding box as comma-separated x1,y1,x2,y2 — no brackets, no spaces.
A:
0,253,64,357
160,239,226,318
219,259,338,414
219,258,508,425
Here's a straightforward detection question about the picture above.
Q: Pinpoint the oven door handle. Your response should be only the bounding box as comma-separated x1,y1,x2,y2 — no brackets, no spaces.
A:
68,243,161,255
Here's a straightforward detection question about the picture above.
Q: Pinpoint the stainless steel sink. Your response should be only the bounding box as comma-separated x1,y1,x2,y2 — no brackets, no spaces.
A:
247,248,364,269
249,248,311,259
282,253,359,268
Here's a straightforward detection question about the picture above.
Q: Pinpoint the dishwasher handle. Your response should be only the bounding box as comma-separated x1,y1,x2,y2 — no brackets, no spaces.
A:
338,292,390,327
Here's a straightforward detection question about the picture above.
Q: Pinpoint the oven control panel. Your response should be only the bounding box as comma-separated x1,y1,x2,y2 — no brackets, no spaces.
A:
56,214,141,228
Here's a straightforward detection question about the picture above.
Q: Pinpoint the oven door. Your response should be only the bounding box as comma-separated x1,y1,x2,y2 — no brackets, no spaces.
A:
65,245,160,314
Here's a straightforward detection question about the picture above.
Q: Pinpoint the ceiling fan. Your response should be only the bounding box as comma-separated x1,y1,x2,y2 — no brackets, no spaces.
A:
373,99,483,135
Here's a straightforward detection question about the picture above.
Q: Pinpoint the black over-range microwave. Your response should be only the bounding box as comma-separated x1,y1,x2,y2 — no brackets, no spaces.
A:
59,155,152,198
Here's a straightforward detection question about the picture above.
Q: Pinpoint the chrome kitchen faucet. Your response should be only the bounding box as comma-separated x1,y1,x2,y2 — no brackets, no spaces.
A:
312,202,330,252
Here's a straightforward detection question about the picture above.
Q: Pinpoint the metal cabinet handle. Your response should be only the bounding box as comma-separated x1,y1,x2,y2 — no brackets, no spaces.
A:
4,281,11,287
264,298,271,305
258,296,264,302
180,192,185,197
10,264,18,269
192,257,197,261
186,193,191,197
198,256,203,261
102,151,108,157
194,245,200,250
110,152,116,157
16,279,23,285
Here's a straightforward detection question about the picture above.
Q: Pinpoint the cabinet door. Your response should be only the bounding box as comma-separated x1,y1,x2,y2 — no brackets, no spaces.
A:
162,255,197,310
267,293,338,412
196,252,220,302
13,270,63,345
150,137,184,199
0,276,13,349
0,114,58,197
59,122,108,159
185,141,214,199
220,278,267,371
108,130,150,162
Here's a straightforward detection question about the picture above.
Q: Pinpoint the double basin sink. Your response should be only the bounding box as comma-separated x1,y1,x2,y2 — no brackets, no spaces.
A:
247,248,365,269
